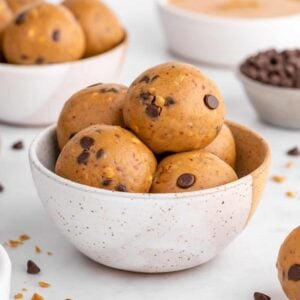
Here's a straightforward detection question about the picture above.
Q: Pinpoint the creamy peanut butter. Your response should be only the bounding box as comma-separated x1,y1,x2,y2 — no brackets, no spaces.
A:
169,0,300,18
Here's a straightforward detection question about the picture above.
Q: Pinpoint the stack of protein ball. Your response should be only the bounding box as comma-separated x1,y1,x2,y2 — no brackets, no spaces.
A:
55,62,238,194
0,0,124,64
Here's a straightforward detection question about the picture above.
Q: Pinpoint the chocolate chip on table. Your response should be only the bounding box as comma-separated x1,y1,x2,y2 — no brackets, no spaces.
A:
27,260,41,274
287,147,300,156
12,141,24,150
116,184,127,192
288,264,300,281
0,183,4,192
77,150,90,165
139,75,150,84
15,12,26,25
177,173,196,189
80,136,94,150
145,103,162,118
204,95,219,110
253,292,271,300
52,29,61,42
96,149,105,159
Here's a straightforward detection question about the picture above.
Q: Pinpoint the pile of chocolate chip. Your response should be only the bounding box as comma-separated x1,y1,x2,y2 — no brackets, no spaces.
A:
240,49,300,88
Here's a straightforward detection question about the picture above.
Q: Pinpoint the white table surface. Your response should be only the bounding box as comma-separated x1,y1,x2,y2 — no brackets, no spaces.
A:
1,1,300,299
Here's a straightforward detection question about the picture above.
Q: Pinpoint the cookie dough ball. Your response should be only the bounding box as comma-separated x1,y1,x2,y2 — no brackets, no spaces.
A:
151,151,238,193
0,0,13,47
63,0,124,57
204,124,236,168
3,3,85,64
55,125,157,193
123,62,226,154
6,0,42,14
277,226,300,300
57,83,127,150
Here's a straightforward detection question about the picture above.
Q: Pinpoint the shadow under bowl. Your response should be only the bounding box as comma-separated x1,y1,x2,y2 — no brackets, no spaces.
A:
29,120,271,273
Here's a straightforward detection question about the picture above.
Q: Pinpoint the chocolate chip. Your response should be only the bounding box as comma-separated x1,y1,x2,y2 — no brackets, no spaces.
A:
287,147,300,156
80,136,94,150
12,141,23,150
116,184,127,192
102,179,112,187
165,96,175,107
87,83,103,88
145,103,162,118
139,75,150,84
204,95,219,110
96,149,105,159
151,75,160,82
177,173,196,189
35,57,45,64
77,150,90,165
52,29,61,42
254,292,271,300
140,91,154,102
288,264,300,281
27,260,40,274
0,184,4,193
15,12,26,25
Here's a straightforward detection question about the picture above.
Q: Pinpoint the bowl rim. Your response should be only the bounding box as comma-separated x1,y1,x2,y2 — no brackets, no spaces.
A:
0,31,128,72
157,0,300,24
237,67,300,93
0,245,11,292
29,120,271,200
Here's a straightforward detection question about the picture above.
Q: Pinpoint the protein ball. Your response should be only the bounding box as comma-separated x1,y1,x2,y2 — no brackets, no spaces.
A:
55,125,157,193
151,151,237,193
204,123,236,168
57,83,127,150
277,226,300,300
0,0,13,48
3,3,85,64
63,0,124,57
123,62,226,154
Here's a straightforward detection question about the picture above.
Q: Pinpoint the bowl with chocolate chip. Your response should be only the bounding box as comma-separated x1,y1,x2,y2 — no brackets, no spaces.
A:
30,62,271,273
0,1,127,126
238,49,300,129
0,245,11,300
157,0,300,66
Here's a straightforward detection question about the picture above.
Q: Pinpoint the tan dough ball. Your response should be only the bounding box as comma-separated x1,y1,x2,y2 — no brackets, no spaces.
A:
57,83,127,150
0,0,13,48
6,0,42,14
55,125,157,193
123,62,226,154
151,151,238,193
204,124,236,168
63,0,124,57
3,3,85,64
277,226,300,300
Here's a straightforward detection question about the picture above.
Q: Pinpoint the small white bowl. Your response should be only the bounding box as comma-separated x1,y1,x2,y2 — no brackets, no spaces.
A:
157,0,300,66
0,36,127,127
238,70,300,129
29,121,271,273
0,245,11,300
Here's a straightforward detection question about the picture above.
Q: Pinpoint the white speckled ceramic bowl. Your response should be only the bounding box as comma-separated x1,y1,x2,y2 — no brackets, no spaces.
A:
157,0,300,66
0,35,127,127
238,70,300,129
29,121,271,273
0,245,11,300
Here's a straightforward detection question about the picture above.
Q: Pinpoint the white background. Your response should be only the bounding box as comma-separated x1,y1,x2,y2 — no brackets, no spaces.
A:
1,0,300,299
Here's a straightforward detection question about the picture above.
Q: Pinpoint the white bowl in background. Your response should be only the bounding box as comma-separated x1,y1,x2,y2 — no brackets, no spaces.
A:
0,245,11,300
29,121,270,273
157,0,300,66
238,70,300,129
0,36,127,127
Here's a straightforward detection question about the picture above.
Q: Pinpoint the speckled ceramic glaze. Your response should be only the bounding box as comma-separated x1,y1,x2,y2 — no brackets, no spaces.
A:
0,245,11,300
29,121,271,273
0,36,127,127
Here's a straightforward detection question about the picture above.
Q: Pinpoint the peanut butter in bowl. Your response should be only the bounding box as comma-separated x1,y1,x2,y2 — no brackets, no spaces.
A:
169,0,300,18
